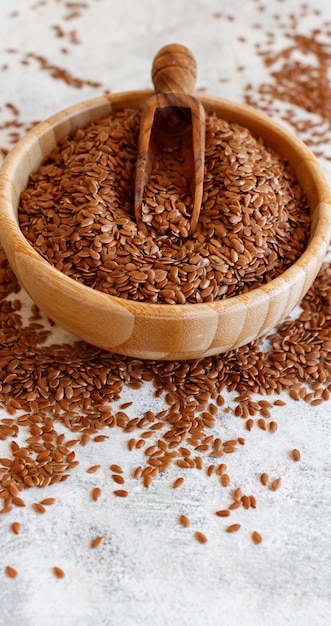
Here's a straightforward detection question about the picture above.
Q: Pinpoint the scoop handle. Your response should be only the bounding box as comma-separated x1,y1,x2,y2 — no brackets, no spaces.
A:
151,43,197,94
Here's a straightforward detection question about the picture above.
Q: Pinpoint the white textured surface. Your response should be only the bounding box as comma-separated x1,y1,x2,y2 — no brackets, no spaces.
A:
0,1,331,625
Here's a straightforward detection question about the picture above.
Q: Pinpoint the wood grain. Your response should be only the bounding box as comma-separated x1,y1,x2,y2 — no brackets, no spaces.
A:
0,92,331,360
135,44,205,236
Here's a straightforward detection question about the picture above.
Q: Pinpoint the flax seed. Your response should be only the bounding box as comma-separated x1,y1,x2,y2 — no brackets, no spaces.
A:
226,523,241,533
91,487,102,501
173,477,184,488
195,531,208,543
53,567,65,578
86,465,101,474
11,522,21,535
90,536,104,548
113,489,128,497
5,565,18,578
252,531,262,544
260,473,269,486
215,510,230,517
179,515,190,527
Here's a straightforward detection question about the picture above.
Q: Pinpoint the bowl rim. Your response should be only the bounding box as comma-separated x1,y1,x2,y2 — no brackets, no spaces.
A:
1,91,331,318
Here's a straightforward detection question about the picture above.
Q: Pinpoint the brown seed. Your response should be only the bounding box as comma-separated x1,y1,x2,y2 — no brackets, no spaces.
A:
109,464,123,473
233,487,242,501
90,536,104,548
241,495,250,509
143,475,153,488
11,521,21,535
249,495,257,509
113,489,128,497
179,514,190,527
5,565,18,578
91,487,102,501
53,567,65,579
226,523,241,533
33,503,46,514
39,498,56,506
260,472,269,486
221,473,230,487
228,501,241,510
194,531,208,543
12,496,25,507
86,465,101,474
252,531,262,544
291,448,301,461
173,477,184,489
111,474,125,484
257,418,267,430
270,478,281,491
215,509,230,517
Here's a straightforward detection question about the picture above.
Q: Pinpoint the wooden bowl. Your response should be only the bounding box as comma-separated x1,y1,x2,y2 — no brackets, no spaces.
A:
0,91,331,360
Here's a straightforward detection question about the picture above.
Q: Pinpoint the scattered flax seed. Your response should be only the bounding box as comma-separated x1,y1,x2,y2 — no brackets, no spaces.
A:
233,487,242,501
257,418,267,430
252,531,263,545
173,477,184,489
91,487,102,501
143,475,152,488
110,464,123,474
113,489,129,497
53,567,65,579
111,474,125,485
260,473,269,486
269,421,278,433
179,514,190,528
33,503,46,514
195,531,208,544
291,449,301,461
228,501,241,510
86,465,101,474
39,498,56,506
11,522,21,535
270,478,282,491
221,474,230,487
226,523,241,533
5,565,18,578
0,506,13,515
249,495,257,509
215,510,230,517
241,495,250,509
12,496,25,507
90,536,104,549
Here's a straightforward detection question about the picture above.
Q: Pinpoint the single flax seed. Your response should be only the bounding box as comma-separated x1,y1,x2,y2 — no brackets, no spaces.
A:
291,449,301,461
90,536,104,549
91,487,101,501
252,531,263,544
113,489,128,497
195,531,208,543
179,514,190,527
226,523,241,533
11,521,21,535
53,567,65,579
5,565,18,578
173,477,184,489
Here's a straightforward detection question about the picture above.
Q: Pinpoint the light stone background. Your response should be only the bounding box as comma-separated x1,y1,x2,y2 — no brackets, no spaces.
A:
0,1,331,625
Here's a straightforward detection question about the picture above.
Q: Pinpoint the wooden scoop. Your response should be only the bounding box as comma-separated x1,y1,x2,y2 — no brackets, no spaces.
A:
134,43,205,237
